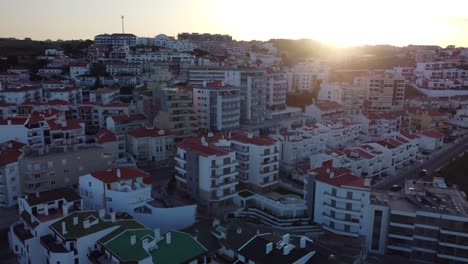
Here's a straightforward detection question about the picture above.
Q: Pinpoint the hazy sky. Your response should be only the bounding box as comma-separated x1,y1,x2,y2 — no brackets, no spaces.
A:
1,0,468,47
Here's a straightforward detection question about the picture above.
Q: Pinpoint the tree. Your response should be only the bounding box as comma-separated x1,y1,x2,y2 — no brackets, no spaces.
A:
6,55,18,66
90,62,108,77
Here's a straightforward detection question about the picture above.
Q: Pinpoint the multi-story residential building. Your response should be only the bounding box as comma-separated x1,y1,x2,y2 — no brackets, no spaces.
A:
418,130,445,150
369,178,468,263
175,135,238,213
407,108,449,130
193,80,240,132
178,32,232,42
0,140,24,207
230,133,280,192
126,126,175,163
19,145,113,194
0,113,49,149
266,68,287,110
319,82,365,115
272,124,329,167
89,87,119,104
94,33,137,47
43,86,82,104
305,101,344,122
290,61,329,91
80,167,196,231
74,102,137,131
46,118,85,148
152,87,198,142
69,63,89,80
188,66,228,88
355,72,405,112
393,66,415,81
343,147,386,179
106,113,148,134
0,85,42,105
95,128,126,160
353,111,410,137
318,119,360,148
9,187,81,264
308,161,371,238
225,68,267,126
106,62,142,76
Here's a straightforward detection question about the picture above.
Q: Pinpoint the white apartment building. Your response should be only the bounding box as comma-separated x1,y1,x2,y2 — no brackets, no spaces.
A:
43,86,82,104
304,101,344,122
95,128,126,160
0,85,42,105
290,61,329,92
46,118,85,148
318,119,360,148
89,87,119,105
273,125,328,167
230,133,280,192
193,80,240,132
9,187,81,264
0,113,49,149
80,167,196,231
69,64,89,80
126,126,175,162
106,62,142,76
418,130,445,150
319,82,365,115
308,162,371,238
188,66,228,88
80,167,152,213
354,73,405,112
0,141,24,207
175,135,238,212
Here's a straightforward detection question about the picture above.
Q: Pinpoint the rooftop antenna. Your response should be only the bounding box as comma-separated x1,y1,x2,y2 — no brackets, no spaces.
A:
121,15,125,34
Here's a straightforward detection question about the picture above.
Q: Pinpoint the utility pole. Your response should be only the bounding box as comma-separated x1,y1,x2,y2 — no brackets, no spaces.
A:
121,15,125,34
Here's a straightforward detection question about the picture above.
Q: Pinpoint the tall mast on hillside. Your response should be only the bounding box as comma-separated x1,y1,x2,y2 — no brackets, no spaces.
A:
121,15,125,34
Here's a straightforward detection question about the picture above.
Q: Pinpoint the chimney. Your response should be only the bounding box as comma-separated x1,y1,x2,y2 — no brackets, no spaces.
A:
73,217,79,225
130,235,136,246
201,137,208,146
228,132,231,139
83,220,90,229
207,132,214,138
7,120,11,125
266,242,273,255
36,192,40,198
62,204,69,216
61,222,67,234
99,209,105,218
247,133,253,139
116,169,121,178
166,232,171,245
142,238,149,250
256,230,260,235
44,203,49,216
158,129,165,135
111,212,116,222
282,233,290,244
300,237,306,248
154,228,161,242
236,227,242,234
329,172,335,179
212,218,220,227
283,244,293,255
364,178,371,187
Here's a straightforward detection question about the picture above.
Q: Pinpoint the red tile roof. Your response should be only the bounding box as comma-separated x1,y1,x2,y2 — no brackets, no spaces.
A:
47,99,70,106
0,148,22,166
310,163,368,189
344,148,374,159
90,167,151,184
315,101,343,111
127,126,171,138
110,114,147,123
4,140,26,150
399,130,420,140
420,130,445,138
47,119,83,131
177,137,231,157
0,116,28,125
230,133,276,146
95,128,118,144
205,80,235,88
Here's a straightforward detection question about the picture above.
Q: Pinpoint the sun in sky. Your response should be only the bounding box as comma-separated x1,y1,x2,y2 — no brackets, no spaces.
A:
1,0,468,47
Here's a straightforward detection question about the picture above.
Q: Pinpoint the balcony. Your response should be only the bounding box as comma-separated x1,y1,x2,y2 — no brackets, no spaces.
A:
212,160,238,169
323,202,361,215
175,174,187,183
323,213,360,227
324,192,362,203
40,234,70,253
211,179,238,188
260,150,279,158
322,223,359,238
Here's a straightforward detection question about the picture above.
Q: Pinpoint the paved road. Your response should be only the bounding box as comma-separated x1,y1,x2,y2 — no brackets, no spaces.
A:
374,136,468,190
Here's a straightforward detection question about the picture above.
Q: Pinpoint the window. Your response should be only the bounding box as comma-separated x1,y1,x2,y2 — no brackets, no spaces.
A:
88,182,92,187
